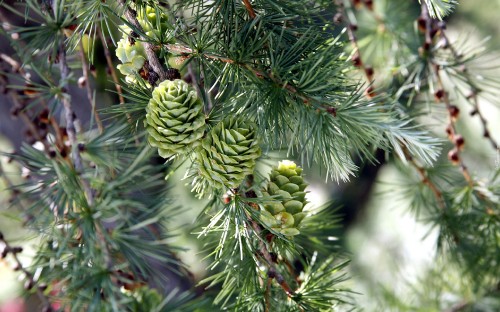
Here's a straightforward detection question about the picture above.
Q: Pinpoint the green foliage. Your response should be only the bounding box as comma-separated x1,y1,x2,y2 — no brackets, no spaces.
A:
0,0,499,311
421,0,458,20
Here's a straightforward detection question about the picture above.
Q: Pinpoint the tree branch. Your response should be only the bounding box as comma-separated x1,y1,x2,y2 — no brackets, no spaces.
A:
242,0,257,19
117,0,167,82
421,3,473,187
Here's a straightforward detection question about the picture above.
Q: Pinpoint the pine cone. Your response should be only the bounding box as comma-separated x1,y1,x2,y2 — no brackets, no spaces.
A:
260,160,308,236
196,117,261,190
145,79,206,158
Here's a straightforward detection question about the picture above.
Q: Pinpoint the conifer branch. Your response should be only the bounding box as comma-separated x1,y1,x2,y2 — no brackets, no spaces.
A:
242,190,296,300
251,220,296,297
165,43,326,109
117,0,167,82
55,13,114,270
438,32,499,150
420,3,473,187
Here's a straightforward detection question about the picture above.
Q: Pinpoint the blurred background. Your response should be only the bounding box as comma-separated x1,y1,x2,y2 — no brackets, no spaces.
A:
1,0,500,311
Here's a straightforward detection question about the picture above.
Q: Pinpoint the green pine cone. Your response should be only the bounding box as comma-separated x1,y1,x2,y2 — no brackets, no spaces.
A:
195,117,261,190
260,160,309,236
145,79,206,159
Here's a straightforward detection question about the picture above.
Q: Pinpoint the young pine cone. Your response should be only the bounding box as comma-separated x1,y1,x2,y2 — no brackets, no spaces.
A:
195,117,261,190
260,160,309,236
145,79,206,159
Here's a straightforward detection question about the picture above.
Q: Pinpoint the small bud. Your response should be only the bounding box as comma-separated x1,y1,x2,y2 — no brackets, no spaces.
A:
11,33,19,40
270,252,278,263
363,0,373,10
166,68,181,81
223,193,232,204
24,278,34,290
417,16,427,33
147,70,160,86
267,270,276,279
448,105,460,120
39,109,50,124
11,246,23,253
365,66,374,79
60,148,68,159
89,65,97,78
333,13,343,24
454,135,464,150
352,52,362,67
326,106,337,117
78,76,86,88
77,143,85,152
365,86,376,98
445,124,453,139
48,150,57,158
349,23,358,32
434,89,444,101
423,41,431,52
448,148,459,165
10,107,20,117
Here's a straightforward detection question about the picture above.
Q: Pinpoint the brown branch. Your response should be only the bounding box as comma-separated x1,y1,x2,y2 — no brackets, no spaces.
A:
439,32,498,151
164,43,325,108
403,148,446,210
265,277,271,312
420,3,473,187
56,27,114,271
117,0,167,82
247,217,296,297
242,0,257,19
97,27,125,105
337,0,376,97
78,39,104,134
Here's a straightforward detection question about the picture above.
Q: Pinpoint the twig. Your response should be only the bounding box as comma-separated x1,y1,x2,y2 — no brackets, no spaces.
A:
337,0,376,96
403,148,446,210
242,0,257,19
248,219,296,297
97,27,125,105
439,32,498,151
420,3,473,187
265,277,271,312
78,38,104,134
56,28,114,271
164,43,330,108
117,0,167,82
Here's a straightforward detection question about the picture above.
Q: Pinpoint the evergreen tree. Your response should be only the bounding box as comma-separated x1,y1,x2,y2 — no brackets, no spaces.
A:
0,0,498,311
